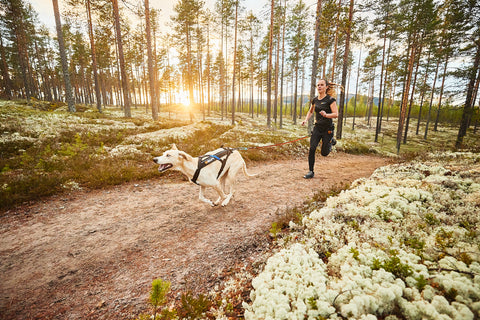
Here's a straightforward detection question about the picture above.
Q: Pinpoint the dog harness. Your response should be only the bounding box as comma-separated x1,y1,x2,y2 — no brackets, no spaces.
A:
191,148,233,185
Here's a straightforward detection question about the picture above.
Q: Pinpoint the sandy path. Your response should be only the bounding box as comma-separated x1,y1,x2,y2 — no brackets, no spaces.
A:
0,153,389,319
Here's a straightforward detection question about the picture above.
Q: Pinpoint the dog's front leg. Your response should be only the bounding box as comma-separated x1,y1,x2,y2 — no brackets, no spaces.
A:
199,186,215,206
212,184,227,206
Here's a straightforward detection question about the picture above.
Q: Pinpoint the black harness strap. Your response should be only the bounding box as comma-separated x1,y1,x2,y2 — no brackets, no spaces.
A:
216,148,232,179
191,148,233,185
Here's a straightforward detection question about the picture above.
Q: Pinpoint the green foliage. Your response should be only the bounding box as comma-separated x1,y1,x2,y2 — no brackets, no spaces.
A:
58,133,88,157
150,278,171,309
177,292,212,320
310,183,349,204
339,139,376,155
435,228,456,250
424,213,440,225
350,247,360,261
307,296,318,310
269,222,281,240
372,250,413,280
457,251,473,265
444,287,458,303
459,220,477,240
149,278,171,320
415,274,428,291
403,236,425,251
376,206,393,222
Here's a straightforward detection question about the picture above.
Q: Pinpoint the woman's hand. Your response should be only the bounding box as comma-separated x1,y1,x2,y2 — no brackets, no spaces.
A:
320,110,327,118
301,119,307,126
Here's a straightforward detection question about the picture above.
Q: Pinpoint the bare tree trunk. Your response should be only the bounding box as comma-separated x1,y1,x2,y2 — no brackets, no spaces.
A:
232,0,238,125
330,0,342,80
0,35,12,99
293,48,300,125
86,0,102,112
207,20,211,117
424,60,439,140
374,21,388,142
279,0,287,128
416,51,431,135
403,42,422,144
456,41,480,149
366,73,375,125
397,42,416,154
145,0,158,120
52,0,75,112
309,0,323,134
249,17,254,118
274,22,280,124
434,54,449,131
267,0,274,127
352,37,362,130
112,0,131,117
337,0,354,140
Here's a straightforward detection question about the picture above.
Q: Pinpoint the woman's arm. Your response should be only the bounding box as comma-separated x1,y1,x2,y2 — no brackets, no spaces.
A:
319,101,338,119
301,104,315,126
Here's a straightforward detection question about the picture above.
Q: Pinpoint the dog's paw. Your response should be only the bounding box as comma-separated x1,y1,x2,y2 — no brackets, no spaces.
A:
221,195,233,206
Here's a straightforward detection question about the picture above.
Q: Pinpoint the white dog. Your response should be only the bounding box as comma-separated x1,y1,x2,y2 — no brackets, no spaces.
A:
153,144,256,206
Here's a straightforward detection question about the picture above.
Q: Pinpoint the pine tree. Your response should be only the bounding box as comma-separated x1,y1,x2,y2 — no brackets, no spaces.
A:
52,0,76,112
112,0,131,117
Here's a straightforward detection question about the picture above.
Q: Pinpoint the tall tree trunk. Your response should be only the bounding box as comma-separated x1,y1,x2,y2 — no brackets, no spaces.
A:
374,21,388,142
145,0,158,120
11,1,31,100
0,35,12,99
352,37,362,130
249,18,254,118
300,62,305,119
309,0,323,134
337,0,354,140
456,41,480,149
267,0,274,127
433,54,449,131
416,51,431,135
293,51,299,124
279,0,287,128
232,0,238,125
424,60,439,140
366,72,375,125
86,0,102,112
207,21,211,117
112,0,131,117
403,42,422,144
52,0,75,112
274,28,280,125
330,0,342,80
396,42,416,154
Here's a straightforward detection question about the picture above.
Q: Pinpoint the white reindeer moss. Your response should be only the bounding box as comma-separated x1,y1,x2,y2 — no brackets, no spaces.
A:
245,154,480,320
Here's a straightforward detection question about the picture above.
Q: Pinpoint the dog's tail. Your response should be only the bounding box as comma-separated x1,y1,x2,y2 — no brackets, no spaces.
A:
242,162,257,177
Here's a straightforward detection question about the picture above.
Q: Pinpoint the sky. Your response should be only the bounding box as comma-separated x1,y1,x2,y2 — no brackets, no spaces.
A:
27,0,364,99
29,0,273,31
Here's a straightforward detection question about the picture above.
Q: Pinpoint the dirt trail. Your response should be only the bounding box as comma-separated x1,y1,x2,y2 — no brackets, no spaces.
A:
0,153,389,319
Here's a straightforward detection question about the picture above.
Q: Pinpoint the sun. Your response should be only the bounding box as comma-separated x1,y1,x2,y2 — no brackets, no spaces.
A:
178,94,191,108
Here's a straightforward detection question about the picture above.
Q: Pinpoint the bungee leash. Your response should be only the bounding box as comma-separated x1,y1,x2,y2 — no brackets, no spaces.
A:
233,135,310,151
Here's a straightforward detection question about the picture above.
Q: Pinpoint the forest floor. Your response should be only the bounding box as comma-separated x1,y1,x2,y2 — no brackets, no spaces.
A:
0,152,390,319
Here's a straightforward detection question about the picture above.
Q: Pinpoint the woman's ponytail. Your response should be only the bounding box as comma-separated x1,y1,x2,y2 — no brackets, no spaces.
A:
325,80,343,98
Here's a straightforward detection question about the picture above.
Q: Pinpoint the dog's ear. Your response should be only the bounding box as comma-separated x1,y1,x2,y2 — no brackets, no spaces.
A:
178,151,191,161
171,143,178,150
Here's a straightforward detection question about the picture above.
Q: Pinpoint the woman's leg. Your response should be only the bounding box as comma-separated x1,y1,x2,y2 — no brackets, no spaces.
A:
308,126,322,171
320,128,334,156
